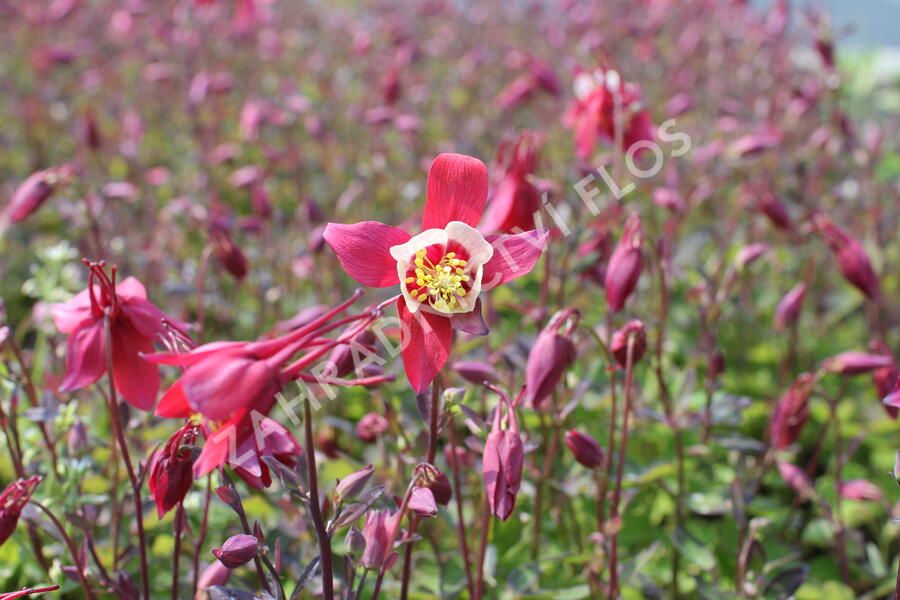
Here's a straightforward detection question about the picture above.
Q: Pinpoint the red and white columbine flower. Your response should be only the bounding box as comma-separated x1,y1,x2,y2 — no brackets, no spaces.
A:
324,153,548,392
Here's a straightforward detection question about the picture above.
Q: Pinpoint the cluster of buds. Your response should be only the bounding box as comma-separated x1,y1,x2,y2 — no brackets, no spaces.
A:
483,388,524,521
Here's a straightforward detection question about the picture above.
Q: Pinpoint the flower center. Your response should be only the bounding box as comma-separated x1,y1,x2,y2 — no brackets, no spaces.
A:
405,249,471,311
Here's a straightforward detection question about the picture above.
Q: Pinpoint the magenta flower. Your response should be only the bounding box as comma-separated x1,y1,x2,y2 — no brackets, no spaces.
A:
51,261,185,410
483,391,524,521
0,476,41,547
838,479,884,502
360,510,401,573
605,214,644,313
565,67,654,160
480,133,542,234
324,153,548,392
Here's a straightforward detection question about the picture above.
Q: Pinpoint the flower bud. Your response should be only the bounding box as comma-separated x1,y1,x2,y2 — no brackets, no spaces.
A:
424,469,452,505
564,430,604,468
356,412,389,443
2,165,74,226
0,476,41,546
212,534,261,568
194,561,232,600
735,243,769,270
823,351,893,375
148,423,199,518
67,417,89,455
756,189,793,230
335,465,375,504
408,487,438,518
209,223,248,281
838,479,883,502
452,360,499,385
769,373,814,449
525,310,577,408
345,525,366,559
815,216,880,299
773,283,806,331
360,510,401,572
483,393,524,521
609,319,647,368
605,214,643,312
777,461,814,501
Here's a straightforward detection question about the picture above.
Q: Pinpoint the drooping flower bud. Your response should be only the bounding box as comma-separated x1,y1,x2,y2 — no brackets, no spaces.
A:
360,510,401,573
408,487,438,517
194,561,232,600
483,390,524,521
769,373,814,449
869,341,898,419
814,216,880,300
609,319,647,368
335,465,375,504
823,351,893,375
777,461,814,501
2,164,74,226
345,525,366,560
773,283,806,331
356,412,389,443
209,223,248,281
525,309,577,408
0,476,42,547
564,430,605,468
148,423,200,518
212,534,261,568
735,243,769,270
838,479,883,502
755,189,793,230
605,214,643,312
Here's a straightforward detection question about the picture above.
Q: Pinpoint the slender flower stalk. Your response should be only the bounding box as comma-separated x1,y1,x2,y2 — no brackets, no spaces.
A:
303,397,334,600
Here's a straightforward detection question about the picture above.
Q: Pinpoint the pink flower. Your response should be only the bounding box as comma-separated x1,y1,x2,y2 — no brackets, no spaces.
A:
194,562,232,600
360,510,401,573
565,67,654,160
814,216,880,300
0,476,41,547
605,214,644,313
408,487,438,517
148,422,200,517
483,391,524,521
324,153,548,392
51,261,185,410
869,341,897,419
480,133,542,235
356,412,389,443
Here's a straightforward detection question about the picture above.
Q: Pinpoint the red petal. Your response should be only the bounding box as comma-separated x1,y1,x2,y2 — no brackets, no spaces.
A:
156,381,193,418
422,153,488,230
323,221,410,287
50,288,94,333
193,427,233,479
111,320,159,411
59,320,106,393
481,229,548,290
397,300,452,393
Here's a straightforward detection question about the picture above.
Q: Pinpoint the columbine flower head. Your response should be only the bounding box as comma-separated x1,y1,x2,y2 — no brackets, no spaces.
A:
51,260,186,410
482,387,524,521
480,133,542,234
148,292,389,479
324,153,548,392
566,66,654,161
148,422,200,517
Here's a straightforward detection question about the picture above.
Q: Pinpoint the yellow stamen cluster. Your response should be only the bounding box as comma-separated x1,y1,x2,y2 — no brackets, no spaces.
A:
405,249,470,310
